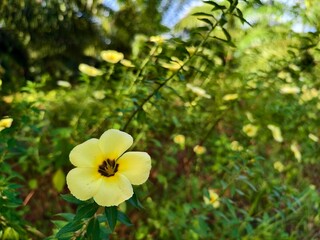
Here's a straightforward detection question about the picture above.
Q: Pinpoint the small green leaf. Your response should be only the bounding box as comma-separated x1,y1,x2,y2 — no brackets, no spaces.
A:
87,218,101,240
56,220,82,238
117,211,133,226
52,168,65,192
105,206,118,232
75,202,99,220
222,28,232,42
60,194,83,204
127,193,144,209
198,18,214,28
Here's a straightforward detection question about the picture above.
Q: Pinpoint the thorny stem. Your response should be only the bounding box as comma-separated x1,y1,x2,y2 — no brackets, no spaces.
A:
122,23,218,131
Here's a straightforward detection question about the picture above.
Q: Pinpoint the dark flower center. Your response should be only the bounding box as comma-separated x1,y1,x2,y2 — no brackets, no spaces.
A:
98,159,119,177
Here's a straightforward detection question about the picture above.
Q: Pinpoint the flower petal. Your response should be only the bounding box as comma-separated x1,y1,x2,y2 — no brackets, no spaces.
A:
93,174,133,206
117,152,151,185
99,129,133,160
69,138,104,167
66,168,102,201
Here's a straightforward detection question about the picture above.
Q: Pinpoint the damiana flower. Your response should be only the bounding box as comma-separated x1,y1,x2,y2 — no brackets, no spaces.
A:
280,85,300,95
0,118,13,131
273,161,284,172
66,129,151,206
186,83,211,99
290,142,301,162
173,134,185,146
267,124,283,142
193,145,206,155
101,50,124,64
223,93,238,101
230,141,243,151
204,189,220,208
242,124,258,137
308,133,319,142
120,59,135,68
79,63,103,77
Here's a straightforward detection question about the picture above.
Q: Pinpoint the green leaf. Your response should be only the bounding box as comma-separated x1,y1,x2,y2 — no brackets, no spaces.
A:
60,194,83,205
127,193,144,209
87,218,101,240
198,18,214,28
117,211,133,226
192,12,213,18
222,28,232,42
75,202,99,220
105,206,118,232
203,1,227,10
52,168,65,192
56,220,83,238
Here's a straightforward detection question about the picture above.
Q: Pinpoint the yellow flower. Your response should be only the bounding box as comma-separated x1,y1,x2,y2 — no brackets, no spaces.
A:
280,85,300,94
149,35,164,44
193,145,206,155
79,63,103,77
290,142,301,162
173,134,185,146
160,57,186,71
308,133,319,142
273,161,284,172
57,80,71,88
0,118,13,131
186,83,211,99
120,59,135,68
66,129,151,206
101,50,124,64
92,90,106,100
267,124,283,142
242,124,258,137
186,46,197,55
223,93,238,101
230,141,243,151
204,189,220,208
300,87,319,102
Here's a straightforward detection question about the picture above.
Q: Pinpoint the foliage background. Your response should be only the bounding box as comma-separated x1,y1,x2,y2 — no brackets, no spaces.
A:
1,0,320,239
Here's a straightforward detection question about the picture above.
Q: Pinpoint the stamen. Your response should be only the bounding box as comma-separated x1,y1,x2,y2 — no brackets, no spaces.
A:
98,159,119,177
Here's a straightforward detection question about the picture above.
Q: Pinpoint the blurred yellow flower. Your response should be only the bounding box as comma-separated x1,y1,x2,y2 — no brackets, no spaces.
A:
280,85,300,94
290,142,301,162
173,134,185,146
186,46,196,55
149,35,164,44
223,93,238,101
160,57,184,71
93,90,106,100
120,59,135,68
230,141,243,151
242,124,258,137
101,50,124,64
300,87,319,102
267,124,283,142
274,161,284,172
186,83,211,99
204,189,220,208
193,145,206,155
0,118,13,131
79,63,103,77
66,129,151,206
57,80,71,88
308,133,319,142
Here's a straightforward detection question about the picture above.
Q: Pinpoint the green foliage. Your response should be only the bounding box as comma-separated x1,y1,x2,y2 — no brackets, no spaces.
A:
1,0,320,239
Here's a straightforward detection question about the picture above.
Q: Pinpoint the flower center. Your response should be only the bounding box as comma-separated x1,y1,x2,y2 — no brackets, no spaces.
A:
98,159,119,177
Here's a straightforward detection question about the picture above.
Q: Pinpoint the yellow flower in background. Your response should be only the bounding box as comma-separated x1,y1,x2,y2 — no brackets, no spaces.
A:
149,35,164,44
186,46,197,55
120,59,135,68
267,124,283,143
300,87,319,102
92,90,106,100
242,124,258,137
280,85,300,94
101,50,124,64
230,141,243,151
186,83,211,99
66,129,151,206
0,118,13,131
308,133,319,142
57,80,71,88
290,142,301,162
193,145,206,155
204,189,220,208
173,134,185,146
274,161,284,172
79,63,103,77
223,93,238,101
